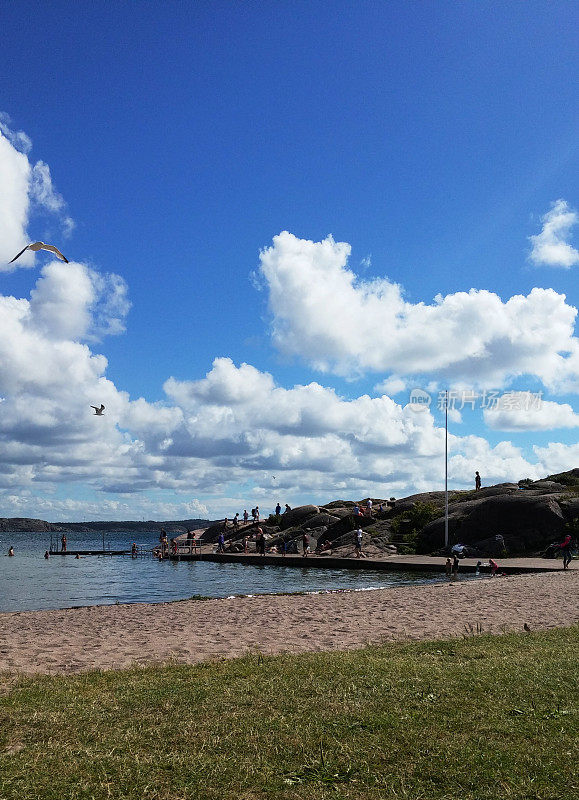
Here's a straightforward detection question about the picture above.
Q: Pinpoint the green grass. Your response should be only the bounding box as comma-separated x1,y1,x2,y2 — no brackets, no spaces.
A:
1,628,577,799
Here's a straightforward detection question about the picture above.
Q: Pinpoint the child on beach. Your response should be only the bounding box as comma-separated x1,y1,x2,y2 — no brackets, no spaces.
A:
489,558,498,576
452,555,460,577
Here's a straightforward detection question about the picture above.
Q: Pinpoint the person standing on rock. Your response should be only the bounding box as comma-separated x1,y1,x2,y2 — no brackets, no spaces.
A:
275,502,281,516
475,471,481,490
243,509,249,524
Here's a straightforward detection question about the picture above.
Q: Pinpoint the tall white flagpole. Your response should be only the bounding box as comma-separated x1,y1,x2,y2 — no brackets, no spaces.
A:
444,388,449,549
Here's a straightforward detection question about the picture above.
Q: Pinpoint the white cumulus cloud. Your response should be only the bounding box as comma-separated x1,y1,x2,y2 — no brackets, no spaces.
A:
529,199,579,269
0,118,74,269
484,393,579,431
259,231,579,390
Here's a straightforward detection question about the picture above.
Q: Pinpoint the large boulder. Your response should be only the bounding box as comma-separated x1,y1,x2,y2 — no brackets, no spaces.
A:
559,497,579,520
280,505,319,530
417,492,566,555
523,480,566,493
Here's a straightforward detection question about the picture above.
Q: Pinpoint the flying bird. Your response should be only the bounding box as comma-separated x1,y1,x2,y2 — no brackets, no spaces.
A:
91,404,105,416
10,242,69,263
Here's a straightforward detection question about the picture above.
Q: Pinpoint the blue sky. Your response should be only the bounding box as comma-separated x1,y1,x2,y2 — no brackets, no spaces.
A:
0,2,577,520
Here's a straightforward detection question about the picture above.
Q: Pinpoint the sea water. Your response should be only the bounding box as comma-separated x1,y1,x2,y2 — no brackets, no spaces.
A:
0,530,459,613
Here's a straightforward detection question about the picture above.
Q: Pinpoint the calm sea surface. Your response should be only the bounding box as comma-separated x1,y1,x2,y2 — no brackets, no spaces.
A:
0,530,460,613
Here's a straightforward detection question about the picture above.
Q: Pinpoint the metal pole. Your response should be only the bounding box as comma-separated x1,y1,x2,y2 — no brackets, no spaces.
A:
444,388,449,549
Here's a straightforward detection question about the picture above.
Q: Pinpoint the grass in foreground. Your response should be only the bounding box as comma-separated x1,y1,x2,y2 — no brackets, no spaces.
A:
0,627,577,800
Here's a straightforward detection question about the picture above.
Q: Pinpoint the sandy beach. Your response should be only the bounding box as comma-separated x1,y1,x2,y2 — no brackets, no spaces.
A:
0,571,577,675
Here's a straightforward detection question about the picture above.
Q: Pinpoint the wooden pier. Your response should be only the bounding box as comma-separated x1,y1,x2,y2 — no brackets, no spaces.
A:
167,548,564,575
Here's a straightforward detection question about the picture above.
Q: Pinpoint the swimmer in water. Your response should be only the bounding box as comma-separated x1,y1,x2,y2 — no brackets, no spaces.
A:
44,551,50,559
8,546,14,557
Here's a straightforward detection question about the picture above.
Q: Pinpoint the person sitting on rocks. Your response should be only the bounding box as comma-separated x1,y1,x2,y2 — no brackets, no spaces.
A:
284,504,291,513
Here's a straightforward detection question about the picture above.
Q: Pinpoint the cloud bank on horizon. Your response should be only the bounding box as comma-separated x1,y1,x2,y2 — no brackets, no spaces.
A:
0,121,578,521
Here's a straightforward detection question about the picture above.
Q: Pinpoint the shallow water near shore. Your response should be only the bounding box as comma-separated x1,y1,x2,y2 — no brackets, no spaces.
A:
0,530,476,612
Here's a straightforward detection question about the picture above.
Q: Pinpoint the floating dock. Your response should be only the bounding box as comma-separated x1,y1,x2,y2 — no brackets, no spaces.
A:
49,549,131,556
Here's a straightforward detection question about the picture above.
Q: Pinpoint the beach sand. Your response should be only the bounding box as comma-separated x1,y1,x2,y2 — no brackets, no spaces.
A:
0,571,577,675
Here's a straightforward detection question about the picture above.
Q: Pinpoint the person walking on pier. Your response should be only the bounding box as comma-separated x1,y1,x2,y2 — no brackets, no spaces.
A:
302,532,311,557
217,532,225,553
61,534,67,552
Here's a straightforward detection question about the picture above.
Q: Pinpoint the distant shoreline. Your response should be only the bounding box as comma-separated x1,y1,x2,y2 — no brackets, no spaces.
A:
0,517,211,534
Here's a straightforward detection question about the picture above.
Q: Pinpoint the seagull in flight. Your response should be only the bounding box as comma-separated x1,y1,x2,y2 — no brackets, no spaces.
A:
10,242,69,263
91,404,105,416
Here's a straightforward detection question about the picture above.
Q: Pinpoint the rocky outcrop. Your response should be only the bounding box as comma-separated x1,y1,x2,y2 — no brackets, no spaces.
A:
417,491,567,555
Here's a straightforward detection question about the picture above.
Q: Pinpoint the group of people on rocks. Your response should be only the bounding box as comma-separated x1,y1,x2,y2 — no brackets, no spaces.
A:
222,502,292,531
